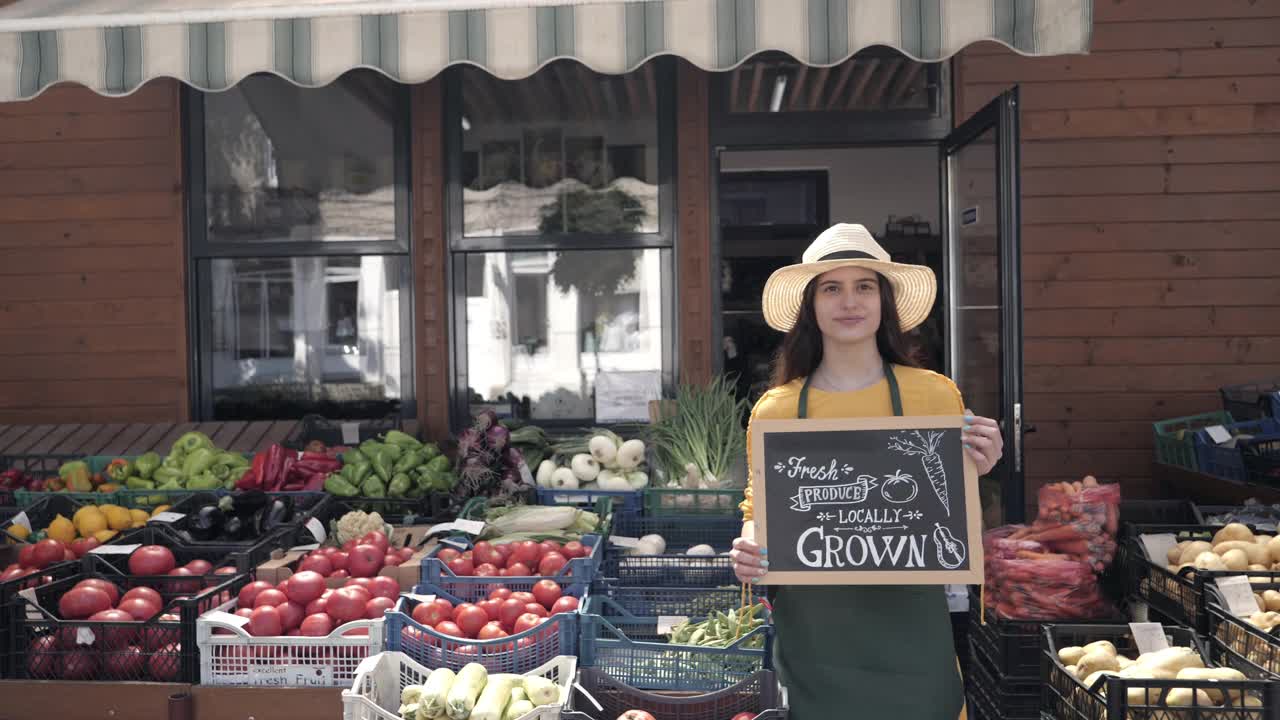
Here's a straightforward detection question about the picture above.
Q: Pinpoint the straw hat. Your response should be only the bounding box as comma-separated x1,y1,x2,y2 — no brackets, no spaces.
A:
761,223,937,333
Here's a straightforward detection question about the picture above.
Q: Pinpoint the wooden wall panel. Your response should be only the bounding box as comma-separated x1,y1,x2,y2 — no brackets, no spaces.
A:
676,61,714,387
0,80,188,424
957,0,1280,504
411,80,450,441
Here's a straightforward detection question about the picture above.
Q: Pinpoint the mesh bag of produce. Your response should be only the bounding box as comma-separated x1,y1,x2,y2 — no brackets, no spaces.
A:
1030,481,1121,572
984,555,1117,621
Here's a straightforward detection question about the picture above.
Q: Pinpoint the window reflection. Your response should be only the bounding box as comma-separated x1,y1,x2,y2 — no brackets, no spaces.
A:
465,249,663,420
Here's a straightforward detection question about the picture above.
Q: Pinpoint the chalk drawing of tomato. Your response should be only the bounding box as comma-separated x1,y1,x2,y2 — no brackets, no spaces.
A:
880,469,919,504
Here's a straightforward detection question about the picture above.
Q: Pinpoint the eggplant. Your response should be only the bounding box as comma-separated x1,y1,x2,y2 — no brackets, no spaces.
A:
222,515,252,541
185,504,225,542
254,497,295,537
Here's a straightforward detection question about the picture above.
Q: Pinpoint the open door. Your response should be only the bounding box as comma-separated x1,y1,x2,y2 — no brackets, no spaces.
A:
942,88,1027,525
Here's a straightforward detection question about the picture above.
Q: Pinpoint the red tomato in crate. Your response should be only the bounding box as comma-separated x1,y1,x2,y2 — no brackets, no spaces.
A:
148,643,182,682
143,614,180,652
129,545,177,576
27,635,59,678
531,580,561,609
305,597,328,616
365,597,395,619
510,592,536,606
474,563,499,577
538,540,562,556
62,648,100,680
298,553,333,577
214,566,239,576
476,599,501,622
30,540,66,569
397,546,415,562
445,557,474,577
434,620,462,637
617,712,657,720
451,602,478,623
538,553,568,576
432,598,454,615
455,605,490,638
253,589,288,608
412,601,450,628
326,587,369,624
88,609,138,649
75,578,121,606
330,552,350,571
70,537,101,558
561,541,587,559
248,606,283,637
523,603,548,619
477,622,508,640
488,587,513,601
504,562,531,577
59,585,113,619
278,601,305,632
367,576,399,600
360,531,389,556
510,541,540,568
236,581,274,609
299,613,334,637
436,547,461,563
383,554,401,568
497,598,528,631
472,542,503,568
330,569,349,579
550,596,580,615
285,571,327,605
731,713,757,720
184,559,213,575
348,544,383,578
166,567,201,594
103,645,147,680
512,613,542,635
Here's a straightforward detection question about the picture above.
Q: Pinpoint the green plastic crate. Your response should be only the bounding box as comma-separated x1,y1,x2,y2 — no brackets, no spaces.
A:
1153,410,1234,471
13,489,120,508
643,487,745,517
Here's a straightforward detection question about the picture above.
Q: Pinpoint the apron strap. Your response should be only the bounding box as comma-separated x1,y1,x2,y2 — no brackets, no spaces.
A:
797,361,902,420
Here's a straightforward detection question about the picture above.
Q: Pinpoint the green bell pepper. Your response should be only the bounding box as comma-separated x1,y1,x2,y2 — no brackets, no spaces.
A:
393,450,425,474
182,448,217,477
358,440,385,461
324,473,360,497
106,458,134,483
173,431,214,454
126,477,155,490
153,467,184,485
383,430,422,450
135,452,161,480
187,471,221,491
351,463,372,487
215,452,249,468
420,443,441,461
372,449,395,484
361,476,387,498
208,463,231,481
157,478,183,491
425,454,452,473
388,473,412,497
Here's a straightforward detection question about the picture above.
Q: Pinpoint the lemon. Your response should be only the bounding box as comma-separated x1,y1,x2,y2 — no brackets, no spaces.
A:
76,508,108,536
93,529,118,543
129,509,150,525
46,514,76,545
103,505,132,531
72,505,103,533
131,521,145,529
150,505,172,517
6,524,30,542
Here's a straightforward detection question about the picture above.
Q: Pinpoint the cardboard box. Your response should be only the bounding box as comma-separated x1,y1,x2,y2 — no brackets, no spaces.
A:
254,525,439,592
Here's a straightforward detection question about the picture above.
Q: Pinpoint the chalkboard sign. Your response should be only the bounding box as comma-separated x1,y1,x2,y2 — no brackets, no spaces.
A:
749,415,983,585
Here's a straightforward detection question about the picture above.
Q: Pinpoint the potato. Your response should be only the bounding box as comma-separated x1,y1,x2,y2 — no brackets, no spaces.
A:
1248,564,1269,571
1264,589,1280,612
1084,640,1118,657
1082,669,1118,690
1194,551,1228,571
1059,646,1087,666
1256,593,1268,612
1213,523,1255,545
1168,544,1185,564
1078,647,1121,678
1221,549,1250,571
1136,646,1204,675
1118,666,1158,705
1214,540,1270,566
1267,536,1280,564
1116,656,1134,669
1180,541,1214,564
1164,687,1214,707
1255,534,1273,545
1176,666,1245,703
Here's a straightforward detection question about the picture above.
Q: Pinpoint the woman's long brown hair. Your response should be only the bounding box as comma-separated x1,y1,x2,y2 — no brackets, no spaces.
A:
770,271,921,387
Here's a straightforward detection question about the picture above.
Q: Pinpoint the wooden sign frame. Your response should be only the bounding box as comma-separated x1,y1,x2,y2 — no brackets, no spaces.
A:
749,414,984,585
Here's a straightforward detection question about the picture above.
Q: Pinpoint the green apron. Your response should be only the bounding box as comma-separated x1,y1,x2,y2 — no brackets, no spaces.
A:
770,362,964,720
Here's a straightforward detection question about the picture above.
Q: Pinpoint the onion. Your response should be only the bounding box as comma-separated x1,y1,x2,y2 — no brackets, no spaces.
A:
473,409,499,431
615,439,646,470
550,468,579,489
570,454,600,482
456,428,483,459
487,425,510,452
588,435,618,465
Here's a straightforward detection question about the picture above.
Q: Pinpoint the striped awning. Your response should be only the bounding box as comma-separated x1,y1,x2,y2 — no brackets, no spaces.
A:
0,0,1092,103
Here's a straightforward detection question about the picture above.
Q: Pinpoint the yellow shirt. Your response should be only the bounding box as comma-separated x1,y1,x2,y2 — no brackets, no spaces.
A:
739,365,966,520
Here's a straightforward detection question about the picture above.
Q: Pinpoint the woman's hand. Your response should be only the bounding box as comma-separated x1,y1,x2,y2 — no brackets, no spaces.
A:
730,537,767,583
963,409,1004,475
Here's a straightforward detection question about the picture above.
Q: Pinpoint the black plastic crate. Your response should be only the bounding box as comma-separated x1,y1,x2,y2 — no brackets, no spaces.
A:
0,494,83,544
967,638,1039,720
602,514,739,588
282,413,404,451
148,490,329,550
0,557,86,677
1042,623,1280,720
1222,377,1280,422
295,493,454,536
965,586,1122,682
1196,503,1280,533
97,525,274,575
3,556,249,682
561,667,788,719
1119,500,1201,535
1205,584,1280,680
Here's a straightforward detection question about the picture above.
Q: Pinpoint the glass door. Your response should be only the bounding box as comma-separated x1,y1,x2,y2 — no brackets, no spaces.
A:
942,88,1026,525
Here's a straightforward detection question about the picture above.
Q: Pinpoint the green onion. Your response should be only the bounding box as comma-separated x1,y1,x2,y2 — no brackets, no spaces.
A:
646,375,748,489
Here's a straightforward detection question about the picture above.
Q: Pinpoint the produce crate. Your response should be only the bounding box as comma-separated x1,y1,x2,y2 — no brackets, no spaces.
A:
1222,378,1280,421
1119,499,1201,535
603,514,738,588
0,493,83,544
14,489,120,508
0,555,87,677
384,585,582,674
561,667,788,720
535,486,643,516
642,487,744,517
1042,623,1279,720
1196,503,1280,533
2,557,250,682
304,493,454,530
578,585,772,692
342,651,575,720
1205,586,1280,680
148,490,328,550
419,535,602,603
95,524,270,575
965,632,1039,720
1193,418,1280,483
197,601,384,687
1153,411,1234,472
283,413,404,451
0,453,80,478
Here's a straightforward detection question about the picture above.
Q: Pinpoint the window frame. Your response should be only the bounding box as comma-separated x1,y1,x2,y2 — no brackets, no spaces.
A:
443,58,678,431
183,78,417,421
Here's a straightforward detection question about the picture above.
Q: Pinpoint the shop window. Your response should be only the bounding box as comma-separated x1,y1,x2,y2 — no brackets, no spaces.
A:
188,71,413,421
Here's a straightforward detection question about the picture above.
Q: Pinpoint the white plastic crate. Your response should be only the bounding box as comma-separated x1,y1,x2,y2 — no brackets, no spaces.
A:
342,651,576,720
197,603,385,687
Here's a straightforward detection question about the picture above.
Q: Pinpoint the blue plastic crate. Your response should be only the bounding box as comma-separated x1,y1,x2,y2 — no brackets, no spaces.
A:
1221,377,1280,421
1152,411,1234,471
603,514,740,587
1194,417,1280,483
385,583,582,674
536,486,642,515
579,585,772,691
419,534,602,602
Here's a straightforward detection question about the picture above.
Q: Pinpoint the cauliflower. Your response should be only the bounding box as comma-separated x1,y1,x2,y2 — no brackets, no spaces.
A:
334,510,389,546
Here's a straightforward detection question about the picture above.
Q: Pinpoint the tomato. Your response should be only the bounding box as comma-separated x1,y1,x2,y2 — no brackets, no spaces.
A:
235,608,255,620
531,579,561,609
477,622,508,640
330,552,349,571
234,579,271,608
166,567,201,594
513,613,542,634
445,556,474,577
412,600,450,628
397,546,415,562
367,576,400,600
348,544,383,578
143,615,180,652
432,597,454,614
278,601,305,632
495,543,513,561
330,569,349,579
476,598,501,622
455,605,490,638
104,645,146,680
129,545,177,575
561,541,587,559
214,566,239,575
88,609,138,649
341,539,360,554
0,566,28,582
365,596,395,619
617,712,657,720
510,592,536,606
305,597,328,616
731,713,756,720
27,635,60,678
472,542,503,568
326,587,369,624
538,540,562,557
31,539,66,569
493,598,526,631
63,648,100,680
538,553,568,576
115,596,163,622
70,537,101,558
299,613,334,637
74,578,121,606
248,605,283,636
550,595,580,615
488,587,513,600
434,620,463,637
121,586,163,610
184,559,213,575
384,554,402,567
148,643,181,681
298,553,334,576
360,531,390,556
59,585,112,619
437,548,461,563
253,589,288,608
285,571,326,605
510,541,541,568
474,563,499,577
524,603,548,619
504,562,532,577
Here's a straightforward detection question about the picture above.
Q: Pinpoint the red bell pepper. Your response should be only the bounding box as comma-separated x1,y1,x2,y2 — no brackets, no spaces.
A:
272,454,296,491
235,468,259,491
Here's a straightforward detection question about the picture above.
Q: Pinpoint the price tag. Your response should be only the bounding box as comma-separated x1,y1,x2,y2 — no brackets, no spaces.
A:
656,615,687,635
440,537,470,552
204,610,251,628
149,512,186,523
1129,622,1169,654
305,517,327,543
1140,533,1179,563
406,593,437,606
1216,576,1259,617
610,535,641,548
76,627,96,646
1206,425,1232,444
341,422,360,445
249,664,334,687
453,519,485,535
11,511,31,532
89,544,141,555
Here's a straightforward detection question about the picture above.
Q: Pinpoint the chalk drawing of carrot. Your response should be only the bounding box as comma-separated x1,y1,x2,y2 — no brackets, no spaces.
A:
888,430,950,517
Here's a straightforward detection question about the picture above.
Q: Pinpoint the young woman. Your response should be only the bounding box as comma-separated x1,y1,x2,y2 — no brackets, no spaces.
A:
730,223,1004,720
